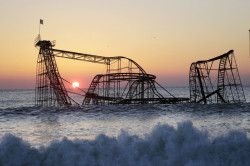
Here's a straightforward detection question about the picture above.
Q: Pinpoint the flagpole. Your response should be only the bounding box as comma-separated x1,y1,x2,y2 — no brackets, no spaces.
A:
39,21,41,36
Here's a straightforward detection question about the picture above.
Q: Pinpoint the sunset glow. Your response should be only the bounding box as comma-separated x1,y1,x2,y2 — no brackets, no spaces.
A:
72,82,79,88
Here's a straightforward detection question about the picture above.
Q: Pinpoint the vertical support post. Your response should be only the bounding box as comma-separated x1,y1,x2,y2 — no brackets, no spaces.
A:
141,80,144,103
196,67,207,104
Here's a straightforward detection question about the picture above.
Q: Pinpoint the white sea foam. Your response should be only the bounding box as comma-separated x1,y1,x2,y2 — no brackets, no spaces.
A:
0,121,249,166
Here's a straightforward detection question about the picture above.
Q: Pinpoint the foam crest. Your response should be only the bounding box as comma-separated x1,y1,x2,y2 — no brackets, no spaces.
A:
0,121,249,166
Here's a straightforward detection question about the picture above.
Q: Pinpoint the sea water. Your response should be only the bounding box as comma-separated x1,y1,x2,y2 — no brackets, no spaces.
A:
0,87,249,166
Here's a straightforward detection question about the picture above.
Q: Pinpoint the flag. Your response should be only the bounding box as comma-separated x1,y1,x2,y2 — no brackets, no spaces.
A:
40,19,43,25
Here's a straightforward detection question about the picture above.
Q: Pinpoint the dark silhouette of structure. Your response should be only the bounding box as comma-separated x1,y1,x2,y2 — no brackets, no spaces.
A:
189,50,246,104
35,36,189,106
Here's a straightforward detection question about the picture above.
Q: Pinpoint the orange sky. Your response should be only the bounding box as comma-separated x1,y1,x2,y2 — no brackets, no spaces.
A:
0,0,250,89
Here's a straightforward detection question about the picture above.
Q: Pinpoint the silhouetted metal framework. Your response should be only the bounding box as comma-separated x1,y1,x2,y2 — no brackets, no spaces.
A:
189,50,246,104
35,39,72,106
35,37,189,106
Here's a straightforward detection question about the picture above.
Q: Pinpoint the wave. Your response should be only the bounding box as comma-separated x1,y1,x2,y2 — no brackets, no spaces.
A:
0,121,249,166
1,102,250,114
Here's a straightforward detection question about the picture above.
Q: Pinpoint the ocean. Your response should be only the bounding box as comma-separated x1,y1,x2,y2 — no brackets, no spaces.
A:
0,87,249,166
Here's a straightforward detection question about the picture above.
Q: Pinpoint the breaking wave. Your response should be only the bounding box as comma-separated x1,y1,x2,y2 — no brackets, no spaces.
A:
0,121,249,166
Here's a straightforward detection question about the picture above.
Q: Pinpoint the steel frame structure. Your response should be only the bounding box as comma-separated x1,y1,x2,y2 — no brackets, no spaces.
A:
35,38,189,106
189,50,246,104
35,40,72,106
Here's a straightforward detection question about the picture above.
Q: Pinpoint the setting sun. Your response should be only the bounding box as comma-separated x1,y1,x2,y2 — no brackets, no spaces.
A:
72,82,79,88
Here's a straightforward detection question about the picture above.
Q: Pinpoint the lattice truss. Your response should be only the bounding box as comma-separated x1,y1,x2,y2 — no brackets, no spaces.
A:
189,50,246,104
35,39,189,106
35,41,72,106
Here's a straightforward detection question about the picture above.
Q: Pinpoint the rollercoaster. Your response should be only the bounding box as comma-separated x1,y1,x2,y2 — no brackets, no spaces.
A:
189,50,246,104
34,35,246,106
35,35,189,106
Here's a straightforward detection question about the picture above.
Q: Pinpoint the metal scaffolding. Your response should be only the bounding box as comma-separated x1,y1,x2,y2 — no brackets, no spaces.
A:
189,50,246,104
35,38,189,106
35,40,72,106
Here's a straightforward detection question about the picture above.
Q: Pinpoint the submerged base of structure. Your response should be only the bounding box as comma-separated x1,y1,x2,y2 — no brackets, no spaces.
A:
115,98,189,104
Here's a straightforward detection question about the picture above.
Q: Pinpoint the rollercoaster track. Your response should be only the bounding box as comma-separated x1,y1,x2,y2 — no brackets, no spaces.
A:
35,39,189,106
83,73,158,105
52,48,147,74
35,39,246,106
189,50,246,104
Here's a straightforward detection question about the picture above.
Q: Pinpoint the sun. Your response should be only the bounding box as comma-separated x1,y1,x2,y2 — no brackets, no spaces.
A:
72,82,79,88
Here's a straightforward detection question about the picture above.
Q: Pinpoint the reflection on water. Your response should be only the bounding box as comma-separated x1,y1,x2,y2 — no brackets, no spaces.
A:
32,116,62,145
